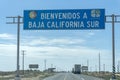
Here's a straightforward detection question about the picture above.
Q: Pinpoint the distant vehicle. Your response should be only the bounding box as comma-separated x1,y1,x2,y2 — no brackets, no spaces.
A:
73,64,81,74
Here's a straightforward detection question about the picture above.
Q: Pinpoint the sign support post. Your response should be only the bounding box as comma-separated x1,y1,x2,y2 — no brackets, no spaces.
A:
112,14,115,79
106,14,120,80
16,16,20,80
6,16,23,80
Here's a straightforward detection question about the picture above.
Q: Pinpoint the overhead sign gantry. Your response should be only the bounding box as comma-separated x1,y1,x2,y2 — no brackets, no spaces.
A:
7,9,120,80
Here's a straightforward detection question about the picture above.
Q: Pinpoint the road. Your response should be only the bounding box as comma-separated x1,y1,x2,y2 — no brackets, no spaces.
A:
43,73,104,80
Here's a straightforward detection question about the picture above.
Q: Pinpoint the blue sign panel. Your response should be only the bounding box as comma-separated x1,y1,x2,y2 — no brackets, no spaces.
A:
24,9,105,30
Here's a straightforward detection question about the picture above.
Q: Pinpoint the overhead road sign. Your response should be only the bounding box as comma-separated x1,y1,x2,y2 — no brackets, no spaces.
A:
29,64,39,69
82,66,88,71
24,9,105,30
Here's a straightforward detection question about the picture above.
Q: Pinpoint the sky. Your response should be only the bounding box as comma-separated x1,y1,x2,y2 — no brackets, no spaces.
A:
0,0,120,72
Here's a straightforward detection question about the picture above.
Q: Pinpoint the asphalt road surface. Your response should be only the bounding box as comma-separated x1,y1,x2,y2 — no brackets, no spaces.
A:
43,73,104,80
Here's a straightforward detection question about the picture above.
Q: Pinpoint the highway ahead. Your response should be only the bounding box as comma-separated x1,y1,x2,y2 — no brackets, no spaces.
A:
43,73,104,80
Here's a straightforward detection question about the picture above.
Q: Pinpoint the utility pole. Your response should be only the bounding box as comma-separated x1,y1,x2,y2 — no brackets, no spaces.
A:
117,64,119,73
44,59,46,71
51,64,53,68
6,16,23,80
117,61,120,73
118,61,120,73
103,64,105,73
87,60,89,72
99,53,101,74
95,65,97,72
22,50,26,75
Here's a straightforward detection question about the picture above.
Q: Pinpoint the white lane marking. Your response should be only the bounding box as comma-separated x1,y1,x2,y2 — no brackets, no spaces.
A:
64,75,67,80
81,78,85,80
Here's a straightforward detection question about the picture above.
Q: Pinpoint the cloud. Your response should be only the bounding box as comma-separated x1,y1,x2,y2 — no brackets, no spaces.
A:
85,32,96,38
0,35,113,71
0,39,112,71
88,32,95,36
20,44,111,60
19,36,111,61
0,33,15,40
0,44,16,56
22,37,85,46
